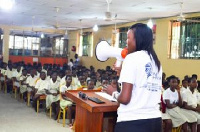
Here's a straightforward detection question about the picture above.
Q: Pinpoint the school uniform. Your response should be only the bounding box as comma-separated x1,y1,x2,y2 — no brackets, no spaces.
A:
5,68,13,79
46,76,51,81
59,85,74,109
26,75,38,92
60,76,66,87
72,76,79,87
12,70,21,87
46,78,60,109
181,88,200,124
35,79,48,95
19,75,27,94
95,81,101,88
163,88,196,127
0,69,6,81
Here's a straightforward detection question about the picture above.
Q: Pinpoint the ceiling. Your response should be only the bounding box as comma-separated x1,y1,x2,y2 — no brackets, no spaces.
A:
0,0,200,31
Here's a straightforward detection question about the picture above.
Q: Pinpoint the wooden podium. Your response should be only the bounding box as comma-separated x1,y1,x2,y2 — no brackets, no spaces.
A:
66,90,119,132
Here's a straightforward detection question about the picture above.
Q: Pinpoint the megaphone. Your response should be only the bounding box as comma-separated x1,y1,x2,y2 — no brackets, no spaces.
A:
95,41,128,67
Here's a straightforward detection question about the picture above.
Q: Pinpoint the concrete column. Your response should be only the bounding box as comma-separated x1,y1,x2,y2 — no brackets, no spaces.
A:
2,27,10,62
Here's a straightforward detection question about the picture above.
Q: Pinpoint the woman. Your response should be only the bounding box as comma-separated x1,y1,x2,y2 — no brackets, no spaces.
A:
103,23,162,132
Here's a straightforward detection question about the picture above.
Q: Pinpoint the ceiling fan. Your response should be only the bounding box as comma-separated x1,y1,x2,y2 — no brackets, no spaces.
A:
104,0,130,22
176,2,200,23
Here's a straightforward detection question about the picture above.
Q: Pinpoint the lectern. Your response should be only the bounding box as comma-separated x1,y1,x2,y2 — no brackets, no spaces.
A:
66,90,119,132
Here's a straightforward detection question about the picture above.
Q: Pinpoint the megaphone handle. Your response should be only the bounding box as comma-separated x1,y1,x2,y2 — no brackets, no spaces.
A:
116,60,122,67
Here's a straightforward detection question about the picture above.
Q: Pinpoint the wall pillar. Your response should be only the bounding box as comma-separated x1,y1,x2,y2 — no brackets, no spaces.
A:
2,27,10,62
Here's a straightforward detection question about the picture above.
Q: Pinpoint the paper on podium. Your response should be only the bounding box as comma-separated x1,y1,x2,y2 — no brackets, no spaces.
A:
95,92,117,102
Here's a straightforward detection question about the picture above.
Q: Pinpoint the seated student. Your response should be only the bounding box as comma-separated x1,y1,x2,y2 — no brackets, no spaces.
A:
59,75,74,124
95,76,101,88
0,63,7,83
26,68,39,102
45,71,60,119
163,75,196,132
95,77,109,90
84,79,95,90
71,70,79,87
19,69,28,99
181,77,200,132
5,64,13,93
60,69,72,86
46,69,52,81
75,73,87,90
12,65,22,89
160,86,173,132
110,77,121,92
33,71,48,112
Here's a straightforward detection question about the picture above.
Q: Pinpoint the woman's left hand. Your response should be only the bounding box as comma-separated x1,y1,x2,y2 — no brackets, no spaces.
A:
102,85,117,95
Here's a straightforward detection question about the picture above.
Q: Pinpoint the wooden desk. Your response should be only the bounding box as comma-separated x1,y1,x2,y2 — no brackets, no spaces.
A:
66,90,119,132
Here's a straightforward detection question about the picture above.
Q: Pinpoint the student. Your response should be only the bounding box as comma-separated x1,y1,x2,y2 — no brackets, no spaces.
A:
33,71,48,112
60,69,72,86
76,74,87,90
59,75,74,124
161,87,172,132
45,71,60,119
180,79,189,98
86,79,95,90
26,68,39,102
46,69,52,81
71,70,79,87
163,75,196,132
5,64,13,93
181,77,200,132
19,69,28,99
12,65,22,89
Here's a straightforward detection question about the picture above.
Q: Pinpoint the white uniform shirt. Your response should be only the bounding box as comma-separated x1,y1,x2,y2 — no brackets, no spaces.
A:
26,75,38,87
5,68,13,79
46,78,60,93
182,88,198,108
60,85,74,93
12,70,22,81
117,51,162,122
35,79,48,91
163,88,178,104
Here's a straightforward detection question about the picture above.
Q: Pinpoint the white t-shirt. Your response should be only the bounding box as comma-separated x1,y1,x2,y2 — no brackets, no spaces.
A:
163,88,178,104
182,88,198,108
117,51,162,122
68,62,73,69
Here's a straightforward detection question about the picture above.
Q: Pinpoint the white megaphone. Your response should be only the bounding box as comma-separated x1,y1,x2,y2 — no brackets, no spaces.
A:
95,41,128,67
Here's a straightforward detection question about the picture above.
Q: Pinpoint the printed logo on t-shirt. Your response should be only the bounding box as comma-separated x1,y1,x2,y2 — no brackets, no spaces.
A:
145,63,152,78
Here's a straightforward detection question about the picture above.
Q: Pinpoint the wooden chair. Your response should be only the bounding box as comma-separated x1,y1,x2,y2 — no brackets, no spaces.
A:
27,92,31,106
57,107,68,127
37,95,46,113
12,79,18,99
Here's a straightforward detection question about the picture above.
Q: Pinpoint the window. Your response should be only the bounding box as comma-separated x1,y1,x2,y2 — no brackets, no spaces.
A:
119,27,129,48
55,37,64,57
170,17,200,59
79,32,93,56
9,35,40,56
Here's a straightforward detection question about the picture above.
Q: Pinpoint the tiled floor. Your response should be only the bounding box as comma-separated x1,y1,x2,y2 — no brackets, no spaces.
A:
0,92,73,132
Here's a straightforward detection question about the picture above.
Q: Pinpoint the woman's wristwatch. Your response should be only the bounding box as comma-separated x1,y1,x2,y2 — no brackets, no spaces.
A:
112,91,119,99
